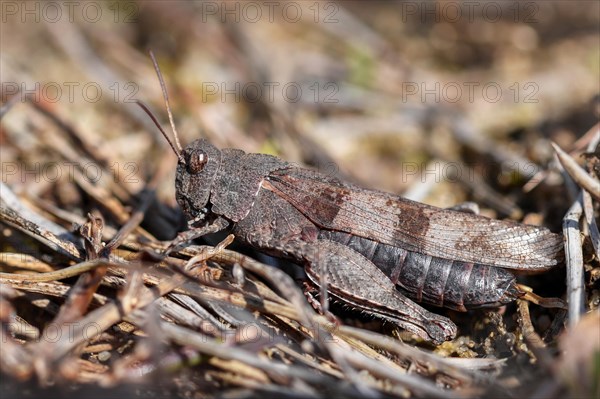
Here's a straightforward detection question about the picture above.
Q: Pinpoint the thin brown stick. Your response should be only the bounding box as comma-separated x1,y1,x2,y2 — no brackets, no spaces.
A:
102,148,172,255
0,201,84,261
552,142,600,201
516,284,567,309
516,299,554,370
50,215,106,326
0,259,119,283
563,195,585,326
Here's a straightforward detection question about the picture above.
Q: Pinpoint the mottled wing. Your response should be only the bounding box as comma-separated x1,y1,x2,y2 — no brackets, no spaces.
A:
264,168,563,270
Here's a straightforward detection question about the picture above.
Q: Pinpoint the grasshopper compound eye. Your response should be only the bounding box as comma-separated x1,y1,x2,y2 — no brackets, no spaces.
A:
187,149,208,174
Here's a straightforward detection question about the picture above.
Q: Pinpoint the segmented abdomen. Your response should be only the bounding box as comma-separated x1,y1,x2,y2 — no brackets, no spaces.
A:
319,231,519,311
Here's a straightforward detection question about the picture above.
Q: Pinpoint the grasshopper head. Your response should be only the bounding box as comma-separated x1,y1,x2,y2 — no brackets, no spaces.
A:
175,138,222,226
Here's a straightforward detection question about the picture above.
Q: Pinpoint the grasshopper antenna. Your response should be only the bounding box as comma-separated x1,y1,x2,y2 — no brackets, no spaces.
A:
135,100,185,165
142,49,186,165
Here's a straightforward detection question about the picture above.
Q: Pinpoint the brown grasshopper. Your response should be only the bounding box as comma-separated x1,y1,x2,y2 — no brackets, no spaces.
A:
169,138,563,344
144,55,564,344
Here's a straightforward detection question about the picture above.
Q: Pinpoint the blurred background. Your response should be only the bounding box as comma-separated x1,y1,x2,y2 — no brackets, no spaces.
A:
2,0,598,226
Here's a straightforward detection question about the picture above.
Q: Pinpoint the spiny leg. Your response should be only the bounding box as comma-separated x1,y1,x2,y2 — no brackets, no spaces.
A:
304,239,457,344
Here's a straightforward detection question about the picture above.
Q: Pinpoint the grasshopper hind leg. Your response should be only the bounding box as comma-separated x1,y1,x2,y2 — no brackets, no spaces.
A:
303,239,457,344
